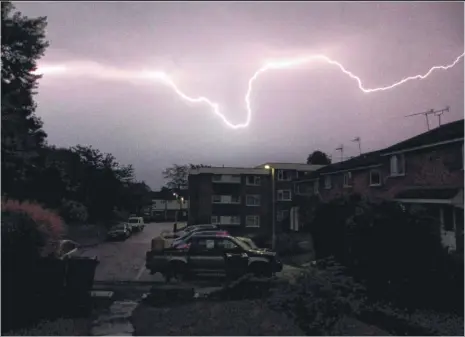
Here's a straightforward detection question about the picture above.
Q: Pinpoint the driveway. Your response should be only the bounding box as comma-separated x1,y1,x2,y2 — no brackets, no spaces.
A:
77,222,183,282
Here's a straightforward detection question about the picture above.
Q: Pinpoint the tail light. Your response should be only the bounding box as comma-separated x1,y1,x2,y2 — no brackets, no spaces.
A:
215,231,229,237
177,243,191,249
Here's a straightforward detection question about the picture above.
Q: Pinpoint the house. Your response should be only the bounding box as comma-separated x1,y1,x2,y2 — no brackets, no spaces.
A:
150,189,189,222
294,119,464,251
254,163,326,232
188,167,272,239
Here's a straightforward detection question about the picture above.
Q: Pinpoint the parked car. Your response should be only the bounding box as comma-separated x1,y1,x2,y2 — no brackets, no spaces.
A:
146,233,282,281
171,229,230,249
236,236,271,252
56,239,80,259
174,224,218,236
128,217,145,232
158,224,220,246
107,223,131,240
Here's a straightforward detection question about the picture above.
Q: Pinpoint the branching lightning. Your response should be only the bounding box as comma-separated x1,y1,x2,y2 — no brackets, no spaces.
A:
36,52,465,129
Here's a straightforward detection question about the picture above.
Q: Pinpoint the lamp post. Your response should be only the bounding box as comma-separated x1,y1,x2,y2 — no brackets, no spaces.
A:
264,165,276,250
172,192,184,232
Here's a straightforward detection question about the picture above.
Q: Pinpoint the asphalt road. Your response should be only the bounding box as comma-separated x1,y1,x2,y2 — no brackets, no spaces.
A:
78,222,182,282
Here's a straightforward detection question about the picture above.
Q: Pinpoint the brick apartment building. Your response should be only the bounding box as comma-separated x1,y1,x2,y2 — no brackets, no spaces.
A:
188,167,272,238
188,163,324,240
294,119,464,251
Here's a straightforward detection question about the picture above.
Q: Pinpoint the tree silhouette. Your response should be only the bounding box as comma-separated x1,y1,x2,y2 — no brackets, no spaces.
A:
1,1,49,198
307,150,331,165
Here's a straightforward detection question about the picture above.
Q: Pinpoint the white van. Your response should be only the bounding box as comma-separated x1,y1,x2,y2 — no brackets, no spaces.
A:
128,217,145,232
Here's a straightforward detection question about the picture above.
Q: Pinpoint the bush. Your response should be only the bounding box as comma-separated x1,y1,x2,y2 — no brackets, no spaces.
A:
59,199,88,224
1,200,66,333
2,199,64,257
269,257,366,335
309,196,463,313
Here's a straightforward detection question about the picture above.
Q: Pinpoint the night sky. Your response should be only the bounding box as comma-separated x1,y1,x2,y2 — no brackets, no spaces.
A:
15,2,464,189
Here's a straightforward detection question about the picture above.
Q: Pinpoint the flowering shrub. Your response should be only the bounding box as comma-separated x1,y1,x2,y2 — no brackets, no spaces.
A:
1,199,65,257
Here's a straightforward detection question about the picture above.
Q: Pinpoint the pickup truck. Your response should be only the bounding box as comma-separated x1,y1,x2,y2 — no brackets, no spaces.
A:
146,233,282,281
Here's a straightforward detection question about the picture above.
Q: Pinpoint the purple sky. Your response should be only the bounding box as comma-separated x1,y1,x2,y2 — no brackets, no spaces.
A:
16,2,464,189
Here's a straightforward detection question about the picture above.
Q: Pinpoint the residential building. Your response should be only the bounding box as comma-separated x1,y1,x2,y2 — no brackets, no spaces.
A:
150,190,189,222
254,163,326,233
294,119,464,251
188,167,272,239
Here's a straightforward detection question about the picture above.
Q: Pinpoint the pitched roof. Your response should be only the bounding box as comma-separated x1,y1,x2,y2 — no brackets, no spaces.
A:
295,119,464,179
380,119,464,155
313,150,382,175
254,162,326,171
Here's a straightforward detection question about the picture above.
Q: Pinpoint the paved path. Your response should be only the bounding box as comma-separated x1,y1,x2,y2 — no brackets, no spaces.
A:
77,222,185,282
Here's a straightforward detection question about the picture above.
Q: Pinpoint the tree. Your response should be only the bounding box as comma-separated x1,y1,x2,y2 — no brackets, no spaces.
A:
163,163,211,190
307,150,331,165
1,1,49,198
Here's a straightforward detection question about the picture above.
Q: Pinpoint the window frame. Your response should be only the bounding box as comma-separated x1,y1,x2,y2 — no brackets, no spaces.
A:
324,175,332,189
246,195,261,206
245,215,260,228
211,216,219,224
343,172,352,188
230,216,241,225
277,189,292,201
246,175,261,186
313,180,319,194
390,154,405,177
277,170,292,181
369,169,381,187
212,195,222,203
277,210,289,222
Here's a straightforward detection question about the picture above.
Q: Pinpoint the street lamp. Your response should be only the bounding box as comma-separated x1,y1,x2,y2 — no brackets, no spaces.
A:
172,192,184,232
265,165,276,250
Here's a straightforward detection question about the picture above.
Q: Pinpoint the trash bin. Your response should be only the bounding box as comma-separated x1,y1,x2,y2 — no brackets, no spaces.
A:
64,256,99,315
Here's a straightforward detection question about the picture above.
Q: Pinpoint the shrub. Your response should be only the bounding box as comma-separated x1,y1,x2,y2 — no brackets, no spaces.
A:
59,199,88,224
2,199,64,256
309,196,463,313
275,233,303,255
269,257,366,335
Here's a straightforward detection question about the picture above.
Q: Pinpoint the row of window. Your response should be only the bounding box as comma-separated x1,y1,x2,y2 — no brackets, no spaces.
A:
211,191,292,205
210,170,299,184
211,195,261,206
210,215,260,227
211,175,262,185
301,154,408,193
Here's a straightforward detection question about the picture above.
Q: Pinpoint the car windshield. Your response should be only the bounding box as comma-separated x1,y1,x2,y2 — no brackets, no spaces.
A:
240,238,258,249
113,224,126,230
128,218,139,223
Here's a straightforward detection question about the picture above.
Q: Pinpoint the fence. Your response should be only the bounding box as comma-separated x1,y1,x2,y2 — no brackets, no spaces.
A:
1,256,99,333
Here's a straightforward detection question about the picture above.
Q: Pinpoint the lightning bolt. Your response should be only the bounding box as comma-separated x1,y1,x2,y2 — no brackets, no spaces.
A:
36,52,465,129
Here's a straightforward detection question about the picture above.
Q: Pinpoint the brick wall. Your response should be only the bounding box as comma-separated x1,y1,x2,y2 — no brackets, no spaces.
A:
317,142,463,202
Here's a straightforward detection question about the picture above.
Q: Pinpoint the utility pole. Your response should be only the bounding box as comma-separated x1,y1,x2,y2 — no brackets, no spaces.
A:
335,145,344,163
405,107,450,131
352,137,362,155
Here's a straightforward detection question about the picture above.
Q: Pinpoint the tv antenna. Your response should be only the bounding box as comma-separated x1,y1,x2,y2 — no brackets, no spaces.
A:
335,145,344,163
351,137,362,155
405,106,450,131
